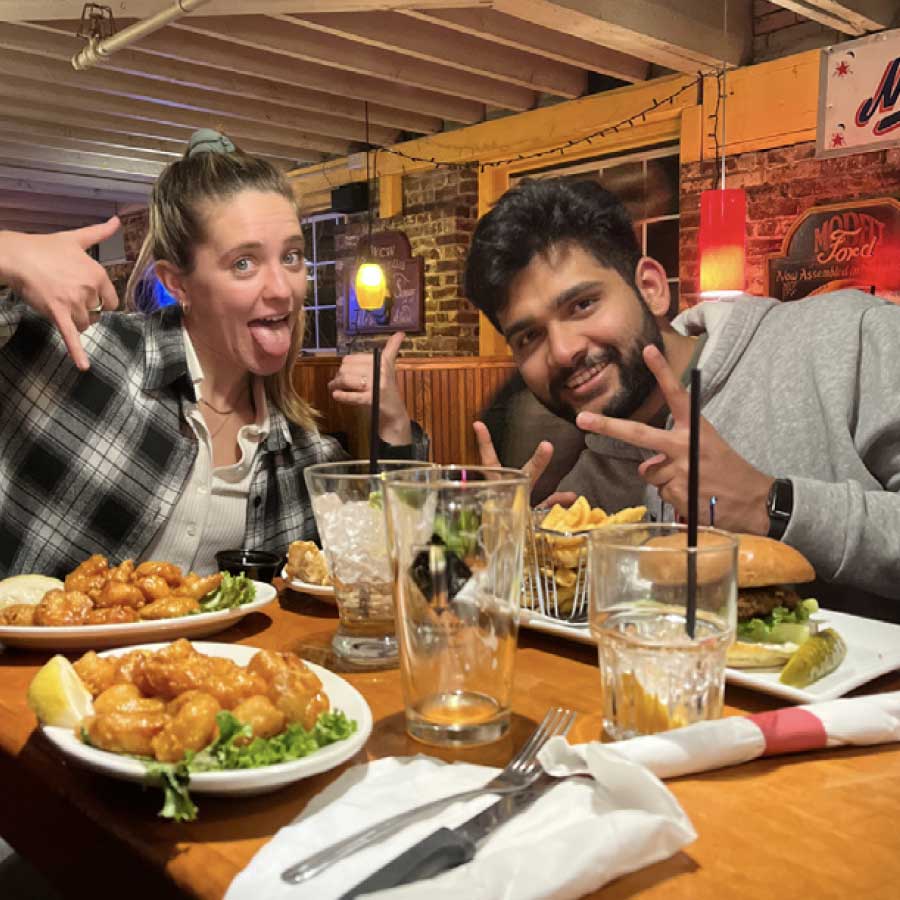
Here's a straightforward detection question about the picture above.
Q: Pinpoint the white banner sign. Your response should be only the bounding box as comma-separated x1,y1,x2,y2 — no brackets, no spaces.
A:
818,29,900,158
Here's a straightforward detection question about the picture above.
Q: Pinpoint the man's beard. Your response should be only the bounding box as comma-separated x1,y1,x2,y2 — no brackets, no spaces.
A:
542,305,665,422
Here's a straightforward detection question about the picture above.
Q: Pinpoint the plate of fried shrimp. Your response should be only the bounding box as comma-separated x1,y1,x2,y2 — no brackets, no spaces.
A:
39,641,371,816
0,554,277,650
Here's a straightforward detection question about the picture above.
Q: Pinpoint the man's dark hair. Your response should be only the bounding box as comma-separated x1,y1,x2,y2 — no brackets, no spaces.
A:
464,178,642,331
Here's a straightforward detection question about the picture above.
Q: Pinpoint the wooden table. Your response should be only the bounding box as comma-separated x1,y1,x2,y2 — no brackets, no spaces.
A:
1,589,899,900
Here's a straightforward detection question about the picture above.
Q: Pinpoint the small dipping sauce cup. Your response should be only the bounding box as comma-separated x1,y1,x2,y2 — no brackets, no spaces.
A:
214,549,282,583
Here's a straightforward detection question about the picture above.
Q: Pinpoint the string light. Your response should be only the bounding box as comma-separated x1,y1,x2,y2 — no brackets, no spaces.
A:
354,75,703,173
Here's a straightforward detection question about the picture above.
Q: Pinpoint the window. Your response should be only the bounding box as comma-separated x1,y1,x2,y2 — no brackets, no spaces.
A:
512,146,681,315
301,212,345,353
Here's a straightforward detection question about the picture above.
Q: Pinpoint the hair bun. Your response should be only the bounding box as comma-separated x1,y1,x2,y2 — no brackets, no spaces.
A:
187,129,236,157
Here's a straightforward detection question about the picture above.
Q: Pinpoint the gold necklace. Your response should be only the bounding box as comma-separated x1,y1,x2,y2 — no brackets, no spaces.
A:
199,397,238,416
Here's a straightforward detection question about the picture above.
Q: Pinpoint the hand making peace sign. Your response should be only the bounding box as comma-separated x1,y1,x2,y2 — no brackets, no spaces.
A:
575,344,774,534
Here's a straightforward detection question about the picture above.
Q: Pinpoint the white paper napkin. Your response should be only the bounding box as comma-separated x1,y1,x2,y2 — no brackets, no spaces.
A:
553,691,900,780
225,748,695,900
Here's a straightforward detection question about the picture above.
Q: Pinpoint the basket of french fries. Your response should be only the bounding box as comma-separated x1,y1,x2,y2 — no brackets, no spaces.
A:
524,497,647,622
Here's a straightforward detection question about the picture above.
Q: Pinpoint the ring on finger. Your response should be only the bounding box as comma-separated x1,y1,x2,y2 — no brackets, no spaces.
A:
88,299,104,315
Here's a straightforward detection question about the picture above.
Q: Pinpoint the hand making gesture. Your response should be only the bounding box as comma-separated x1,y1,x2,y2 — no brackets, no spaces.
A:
575,344,773,533
329,330,412,445
472,421,577,508
1,217,121,371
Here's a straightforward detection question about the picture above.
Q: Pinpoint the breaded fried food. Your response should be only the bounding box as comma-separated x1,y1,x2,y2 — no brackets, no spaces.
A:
139,595,199,620
93,683,146,714
64,554,109,595
72,642,330,764
248,649,329,730
133,561,182,585
134,639,268,707
74,651,119,697
33,590,93,626
93,580,145,610
173,573,221,600
286,541,331,585
151,690,221,763
231,695,286,742
82,706,169,756
87,606,140,625
0,603,36,626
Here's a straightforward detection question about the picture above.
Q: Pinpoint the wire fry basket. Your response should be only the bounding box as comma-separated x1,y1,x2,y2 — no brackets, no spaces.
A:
523,509,591,623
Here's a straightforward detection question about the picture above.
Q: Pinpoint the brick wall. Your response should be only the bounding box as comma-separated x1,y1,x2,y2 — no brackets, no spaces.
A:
679,142,900,305
334,167,480,356
104,208,149,302
753,0,840,62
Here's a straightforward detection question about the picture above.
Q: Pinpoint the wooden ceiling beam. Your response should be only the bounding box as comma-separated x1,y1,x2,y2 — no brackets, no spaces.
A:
0,207,101,228
0,97,323,164
0,143,162,180
0,189,118,217
767,1,896,33
0,172,148,205
44,18,485,125
402,7,650,83
16,22,442,135
0,46,398,147
0,75,350,157
493,0,753,71
0,118,178,165
179,15,536,110
285,11,587,98
0,1,496,18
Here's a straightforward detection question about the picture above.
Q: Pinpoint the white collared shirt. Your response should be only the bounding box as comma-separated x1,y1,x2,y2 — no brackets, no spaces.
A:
141,328,270,574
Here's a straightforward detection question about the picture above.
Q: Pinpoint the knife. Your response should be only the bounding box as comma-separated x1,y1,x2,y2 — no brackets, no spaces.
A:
338,777,556,899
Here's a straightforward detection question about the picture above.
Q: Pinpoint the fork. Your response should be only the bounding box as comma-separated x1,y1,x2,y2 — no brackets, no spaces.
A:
280,706,576,886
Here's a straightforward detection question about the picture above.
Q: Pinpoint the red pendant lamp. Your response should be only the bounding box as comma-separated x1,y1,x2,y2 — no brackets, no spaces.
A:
699,187,746,297
698,17,746,299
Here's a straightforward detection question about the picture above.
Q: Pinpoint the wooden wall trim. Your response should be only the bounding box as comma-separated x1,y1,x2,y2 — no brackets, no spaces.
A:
293,355,518,464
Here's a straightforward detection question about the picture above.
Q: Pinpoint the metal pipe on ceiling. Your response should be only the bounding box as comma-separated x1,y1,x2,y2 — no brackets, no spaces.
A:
71,0,213,71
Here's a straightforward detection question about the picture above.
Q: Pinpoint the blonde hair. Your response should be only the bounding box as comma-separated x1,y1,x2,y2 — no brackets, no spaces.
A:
126,134,317,431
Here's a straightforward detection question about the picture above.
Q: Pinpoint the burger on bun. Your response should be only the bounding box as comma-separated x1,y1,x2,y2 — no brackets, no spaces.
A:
728,534,818,668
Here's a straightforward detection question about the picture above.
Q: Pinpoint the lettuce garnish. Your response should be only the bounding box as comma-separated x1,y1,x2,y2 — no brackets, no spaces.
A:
146,709,357,822
196,572,256,613
737,598,819,644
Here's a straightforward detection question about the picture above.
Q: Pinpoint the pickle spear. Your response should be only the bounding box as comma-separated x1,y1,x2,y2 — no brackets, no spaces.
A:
779,628,847,688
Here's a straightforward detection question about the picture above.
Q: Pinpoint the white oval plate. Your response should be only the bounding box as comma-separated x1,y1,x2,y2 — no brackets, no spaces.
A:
41,641,373,796
0,582,278,651
281,567,336,602
522,607,900,704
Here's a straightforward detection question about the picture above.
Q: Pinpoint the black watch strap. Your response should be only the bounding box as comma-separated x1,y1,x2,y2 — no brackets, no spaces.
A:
766,478,794,540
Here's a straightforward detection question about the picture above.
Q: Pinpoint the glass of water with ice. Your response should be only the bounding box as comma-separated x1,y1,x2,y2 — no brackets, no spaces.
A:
588,524,738,741
304,460,432,669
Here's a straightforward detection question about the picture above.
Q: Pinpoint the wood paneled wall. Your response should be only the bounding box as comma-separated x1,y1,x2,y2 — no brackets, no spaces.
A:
292,356,517,464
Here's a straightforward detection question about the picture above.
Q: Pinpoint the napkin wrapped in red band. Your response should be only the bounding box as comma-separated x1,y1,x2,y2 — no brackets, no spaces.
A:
540,692,900,781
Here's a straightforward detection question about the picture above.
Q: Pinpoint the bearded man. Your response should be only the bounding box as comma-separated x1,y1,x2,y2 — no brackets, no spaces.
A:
464,178,900,619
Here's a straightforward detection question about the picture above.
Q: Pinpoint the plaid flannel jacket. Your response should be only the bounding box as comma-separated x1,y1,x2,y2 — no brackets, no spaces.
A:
0,300,426,579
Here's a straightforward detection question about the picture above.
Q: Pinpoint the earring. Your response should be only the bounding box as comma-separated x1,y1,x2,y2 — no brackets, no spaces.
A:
181,300,191,316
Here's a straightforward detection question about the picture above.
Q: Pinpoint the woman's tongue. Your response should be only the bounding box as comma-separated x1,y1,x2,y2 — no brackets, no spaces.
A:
248,317,291,358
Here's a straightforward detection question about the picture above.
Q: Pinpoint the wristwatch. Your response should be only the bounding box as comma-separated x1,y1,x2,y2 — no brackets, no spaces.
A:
766,478,794,540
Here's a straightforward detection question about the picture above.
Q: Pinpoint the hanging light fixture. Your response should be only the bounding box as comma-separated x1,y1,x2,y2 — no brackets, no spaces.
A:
354,102,388,310
699,1,746,298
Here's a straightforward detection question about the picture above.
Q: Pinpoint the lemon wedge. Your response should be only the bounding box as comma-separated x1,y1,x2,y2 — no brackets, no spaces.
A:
27,655,94,728
0,574,64,609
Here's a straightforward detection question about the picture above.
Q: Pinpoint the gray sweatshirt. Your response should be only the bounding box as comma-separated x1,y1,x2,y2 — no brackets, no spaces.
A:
558,290,900,606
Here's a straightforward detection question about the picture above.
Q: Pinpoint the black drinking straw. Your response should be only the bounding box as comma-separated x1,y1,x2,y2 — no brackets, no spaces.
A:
686,367,701,638
368,345,382,475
